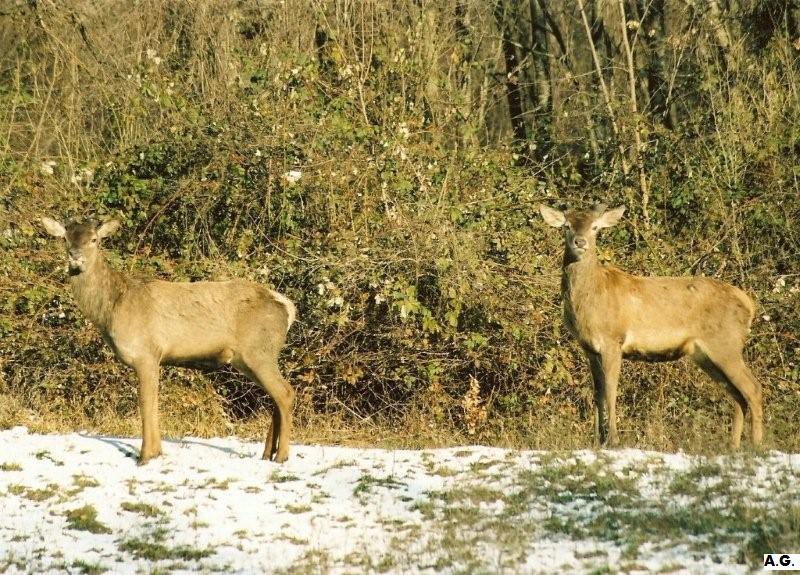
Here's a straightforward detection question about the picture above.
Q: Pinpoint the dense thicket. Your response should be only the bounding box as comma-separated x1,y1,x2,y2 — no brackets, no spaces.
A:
1,0,798,449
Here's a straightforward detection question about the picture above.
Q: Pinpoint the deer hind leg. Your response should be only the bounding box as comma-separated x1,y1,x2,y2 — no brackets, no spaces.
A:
236,353,295,463
716,354,762,447
692,343,761,448
692,348,745,448
737,362,763,446
134,360,162,464
264,405,280,461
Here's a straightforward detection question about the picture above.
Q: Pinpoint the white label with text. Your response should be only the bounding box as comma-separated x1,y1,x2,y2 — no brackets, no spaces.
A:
764,555,800,571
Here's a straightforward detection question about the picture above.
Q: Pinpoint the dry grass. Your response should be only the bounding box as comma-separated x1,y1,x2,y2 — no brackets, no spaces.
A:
0,377,779,455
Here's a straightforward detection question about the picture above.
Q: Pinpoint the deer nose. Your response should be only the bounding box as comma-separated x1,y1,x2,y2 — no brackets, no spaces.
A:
574,237,587,249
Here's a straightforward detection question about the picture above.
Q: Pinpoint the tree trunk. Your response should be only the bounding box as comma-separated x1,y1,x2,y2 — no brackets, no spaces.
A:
577,0,629,176
528,0,552,152
494,0,527,143
707,0,733,67
536,0,600,157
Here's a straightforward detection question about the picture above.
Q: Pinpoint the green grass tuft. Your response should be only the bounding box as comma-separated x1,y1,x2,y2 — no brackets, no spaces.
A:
64,505,111,534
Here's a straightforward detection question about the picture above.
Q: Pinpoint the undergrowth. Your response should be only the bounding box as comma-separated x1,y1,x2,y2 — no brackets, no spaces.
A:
0,0,797,451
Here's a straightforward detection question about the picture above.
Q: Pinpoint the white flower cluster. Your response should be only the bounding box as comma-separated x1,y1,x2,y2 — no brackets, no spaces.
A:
70,167,94,186
146,48,162,66
39,160,57,176
283,169,302,184
317,277,344,308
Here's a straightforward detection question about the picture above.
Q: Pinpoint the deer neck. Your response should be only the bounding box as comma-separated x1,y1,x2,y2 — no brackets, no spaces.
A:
561,250,600,304
68,253,128,332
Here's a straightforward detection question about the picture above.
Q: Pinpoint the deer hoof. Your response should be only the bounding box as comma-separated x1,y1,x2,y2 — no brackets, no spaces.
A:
138,450,162,465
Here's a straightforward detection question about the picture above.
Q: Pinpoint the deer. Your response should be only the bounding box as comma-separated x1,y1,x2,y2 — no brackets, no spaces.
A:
539,204,763,449
41,216,297,464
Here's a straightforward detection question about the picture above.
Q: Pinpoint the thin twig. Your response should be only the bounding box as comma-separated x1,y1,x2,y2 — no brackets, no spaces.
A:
617,0,651,226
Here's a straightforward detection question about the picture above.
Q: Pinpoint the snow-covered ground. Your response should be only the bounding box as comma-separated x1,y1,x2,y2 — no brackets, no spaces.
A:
1,427,797,574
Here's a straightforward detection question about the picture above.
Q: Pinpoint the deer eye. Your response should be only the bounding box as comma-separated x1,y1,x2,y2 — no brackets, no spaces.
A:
91,238,98,244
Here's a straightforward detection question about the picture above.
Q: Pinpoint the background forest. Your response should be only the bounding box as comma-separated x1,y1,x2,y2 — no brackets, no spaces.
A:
1,0,798,451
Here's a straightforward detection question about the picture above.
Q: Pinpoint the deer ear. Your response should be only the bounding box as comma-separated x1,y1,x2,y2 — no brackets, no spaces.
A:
595,206,626,229
539,205,566,228
97,219,120,238
41,217,66,238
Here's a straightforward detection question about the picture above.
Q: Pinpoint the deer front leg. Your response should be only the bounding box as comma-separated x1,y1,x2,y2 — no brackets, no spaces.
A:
601,348,622,447
134,360,162,464
587,351,607,446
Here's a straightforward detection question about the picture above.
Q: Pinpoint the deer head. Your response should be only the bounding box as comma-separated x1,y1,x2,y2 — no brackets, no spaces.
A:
41,217,120,275
539,204,625,261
